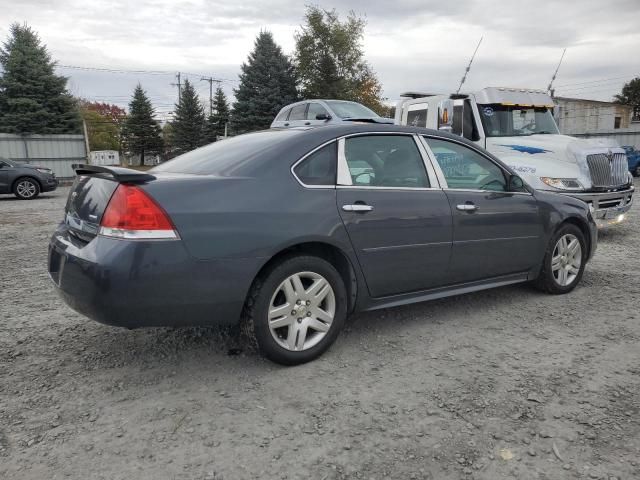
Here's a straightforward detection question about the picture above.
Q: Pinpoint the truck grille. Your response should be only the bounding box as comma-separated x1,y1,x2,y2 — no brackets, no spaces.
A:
587,153,628,188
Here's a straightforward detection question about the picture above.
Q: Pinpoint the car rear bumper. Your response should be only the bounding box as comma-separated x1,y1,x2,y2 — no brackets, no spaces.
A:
48,224,263,328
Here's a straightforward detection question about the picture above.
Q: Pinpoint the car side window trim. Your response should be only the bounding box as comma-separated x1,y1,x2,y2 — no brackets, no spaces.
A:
290,139,338,190
336,132,440,190
418,135,532,196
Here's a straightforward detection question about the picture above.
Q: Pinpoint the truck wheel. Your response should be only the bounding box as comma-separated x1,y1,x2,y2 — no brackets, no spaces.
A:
13,177,40,200
242,255,347,365
533,224,586,294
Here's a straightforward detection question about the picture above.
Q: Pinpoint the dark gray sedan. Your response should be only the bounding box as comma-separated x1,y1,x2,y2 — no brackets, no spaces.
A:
0,157,58,199
48,124,597,364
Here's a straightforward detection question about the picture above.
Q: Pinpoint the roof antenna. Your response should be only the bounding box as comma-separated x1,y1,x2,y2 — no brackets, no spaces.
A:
456,36,483,94
547,48,566,97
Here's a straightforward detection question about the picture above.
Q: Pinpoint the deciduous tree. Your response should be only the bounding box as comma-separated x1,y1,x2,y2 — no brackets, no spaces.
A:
79,101,126,151
294,7,386,115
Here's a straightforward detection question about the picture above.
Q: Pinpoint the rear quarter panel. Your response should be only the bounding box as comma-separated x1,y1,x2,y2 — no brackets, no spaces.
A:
142,174,354,262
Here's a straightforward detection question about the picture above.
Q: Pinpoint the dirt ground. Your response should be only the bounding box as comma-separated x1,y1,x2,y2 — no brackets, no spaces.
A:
1,187,638,480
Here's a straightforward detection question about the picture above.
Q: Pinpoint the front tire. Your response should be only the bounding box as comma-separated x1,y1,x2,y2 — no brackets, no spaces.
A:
534,224,586,294
13,177,40,200
242,255,347,365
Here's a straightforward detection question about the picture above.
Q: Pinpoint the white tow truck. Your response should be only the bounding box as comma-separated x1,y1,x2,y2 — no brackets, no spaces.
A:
395,87,634,226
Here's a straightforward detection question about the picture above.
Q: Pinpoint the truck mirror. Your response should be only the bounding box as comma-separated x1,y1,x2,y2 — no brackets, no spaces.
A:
438,99,454,132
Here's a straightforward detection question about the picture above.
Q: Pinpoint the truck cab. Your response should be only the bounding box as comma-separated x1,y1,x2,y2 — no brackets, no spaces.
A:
395,87,634,226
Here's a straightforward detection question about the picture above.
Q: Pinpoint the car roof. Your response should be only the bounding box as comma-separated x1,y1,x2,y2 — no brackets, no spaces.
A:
276,99,370,111
270,122,456,142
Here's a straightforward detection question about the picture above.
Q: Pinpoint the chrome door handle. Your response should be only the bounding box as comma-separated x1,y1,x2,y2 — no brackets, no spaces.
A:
342,204,374,212
456,204,478,212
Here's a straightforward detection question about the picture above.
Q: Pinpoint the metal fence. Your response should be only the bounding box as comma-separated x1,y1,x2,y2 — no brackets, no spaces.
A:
0,133,87,179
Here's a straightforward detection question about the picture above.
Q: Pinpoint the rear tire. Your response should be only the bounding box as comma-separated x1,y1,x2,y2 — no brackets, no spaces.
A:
13,177,40,200
242,255,347,365
533,223,586,294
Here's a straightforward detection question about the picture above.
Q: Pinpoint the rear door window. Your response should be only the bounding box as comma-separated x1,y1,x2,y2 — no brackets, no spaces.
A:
288,104,307,121
275,108,290,122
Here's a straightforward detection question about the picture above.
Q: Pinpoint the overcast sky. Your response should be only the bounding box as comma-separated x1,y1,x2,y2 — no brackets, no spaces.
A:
2,0,639,119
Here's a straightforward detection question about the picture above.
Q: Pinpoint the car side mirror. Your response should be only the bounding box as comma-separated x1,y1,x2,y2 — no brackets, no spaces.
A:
316,113,332,121
508,174,526,192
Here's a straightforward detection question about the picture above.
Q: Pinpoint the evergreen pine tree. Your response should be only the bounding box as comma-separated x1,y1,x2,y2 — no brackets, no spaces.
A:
233,31,298,133
123,84,163,165
0,23,81,134
205,86,230,142
172,78,206,153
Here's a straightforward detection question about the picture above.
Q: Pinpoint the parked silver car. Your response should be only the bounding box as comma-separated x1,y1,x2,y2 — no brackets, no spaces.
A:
271,99,393,128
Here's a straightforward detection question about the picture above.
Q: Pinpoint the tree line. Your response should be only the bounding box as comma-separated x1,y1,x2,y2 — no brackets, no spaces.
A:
0,8,388,163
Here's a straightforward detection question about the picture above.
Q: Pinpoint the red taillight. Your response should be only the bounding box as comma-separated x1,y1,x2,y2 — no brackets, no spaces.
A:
99,185,178,239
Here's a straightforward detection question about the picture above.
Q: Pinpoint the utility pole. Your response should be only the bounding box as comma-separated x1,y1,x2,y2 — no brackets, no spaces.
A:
547,48,566,98
457,36,483,94
82,118,91,161
200,77,220,116
171,72,182,106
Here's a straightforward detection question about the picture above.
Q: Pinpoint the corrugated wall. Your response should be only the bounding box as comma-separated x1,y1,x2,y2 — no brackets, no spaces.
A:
573,128,640,149
0,133,87,178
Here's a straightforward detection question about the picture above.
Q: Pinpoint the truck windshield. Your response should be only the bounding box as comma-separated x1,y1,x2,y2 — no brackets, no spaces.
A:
478,104,559,137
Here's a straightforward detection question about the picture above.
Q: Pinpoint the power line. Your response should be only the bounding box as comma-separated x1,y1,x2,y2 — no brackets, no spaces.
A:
56,63,238,83
555,74,638,88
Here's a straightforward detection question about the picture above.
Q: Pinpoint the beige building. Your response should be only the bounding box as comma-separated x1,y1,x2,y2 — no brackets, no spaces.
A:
554,97,640,148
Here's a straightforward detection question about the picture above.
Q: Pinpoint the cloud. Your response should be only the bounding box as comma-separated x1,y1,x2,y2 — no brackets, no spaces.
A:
2,0,639,112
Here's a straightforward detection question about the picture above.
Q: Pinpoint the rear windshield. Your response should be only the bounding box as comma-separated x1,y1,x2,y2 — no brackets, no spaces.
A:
152,130,300,175
325,101,378,119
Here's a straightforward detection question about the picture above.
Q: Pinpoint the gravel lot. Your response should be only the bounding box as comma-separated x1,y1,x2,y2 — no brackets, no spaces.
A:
1,187,639,480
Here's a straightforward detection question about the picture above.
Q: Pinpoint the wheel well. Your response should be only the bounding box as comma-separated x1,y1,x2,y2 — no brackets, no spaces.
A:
252,242,358,313
560,217,591,256
12,175,42,192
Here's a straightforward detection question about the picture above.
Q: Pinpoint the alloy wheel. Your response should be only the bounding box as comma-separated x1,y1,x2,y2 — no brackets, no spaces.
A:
551,233,582,287
16,180,37,199
268,271,336,352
